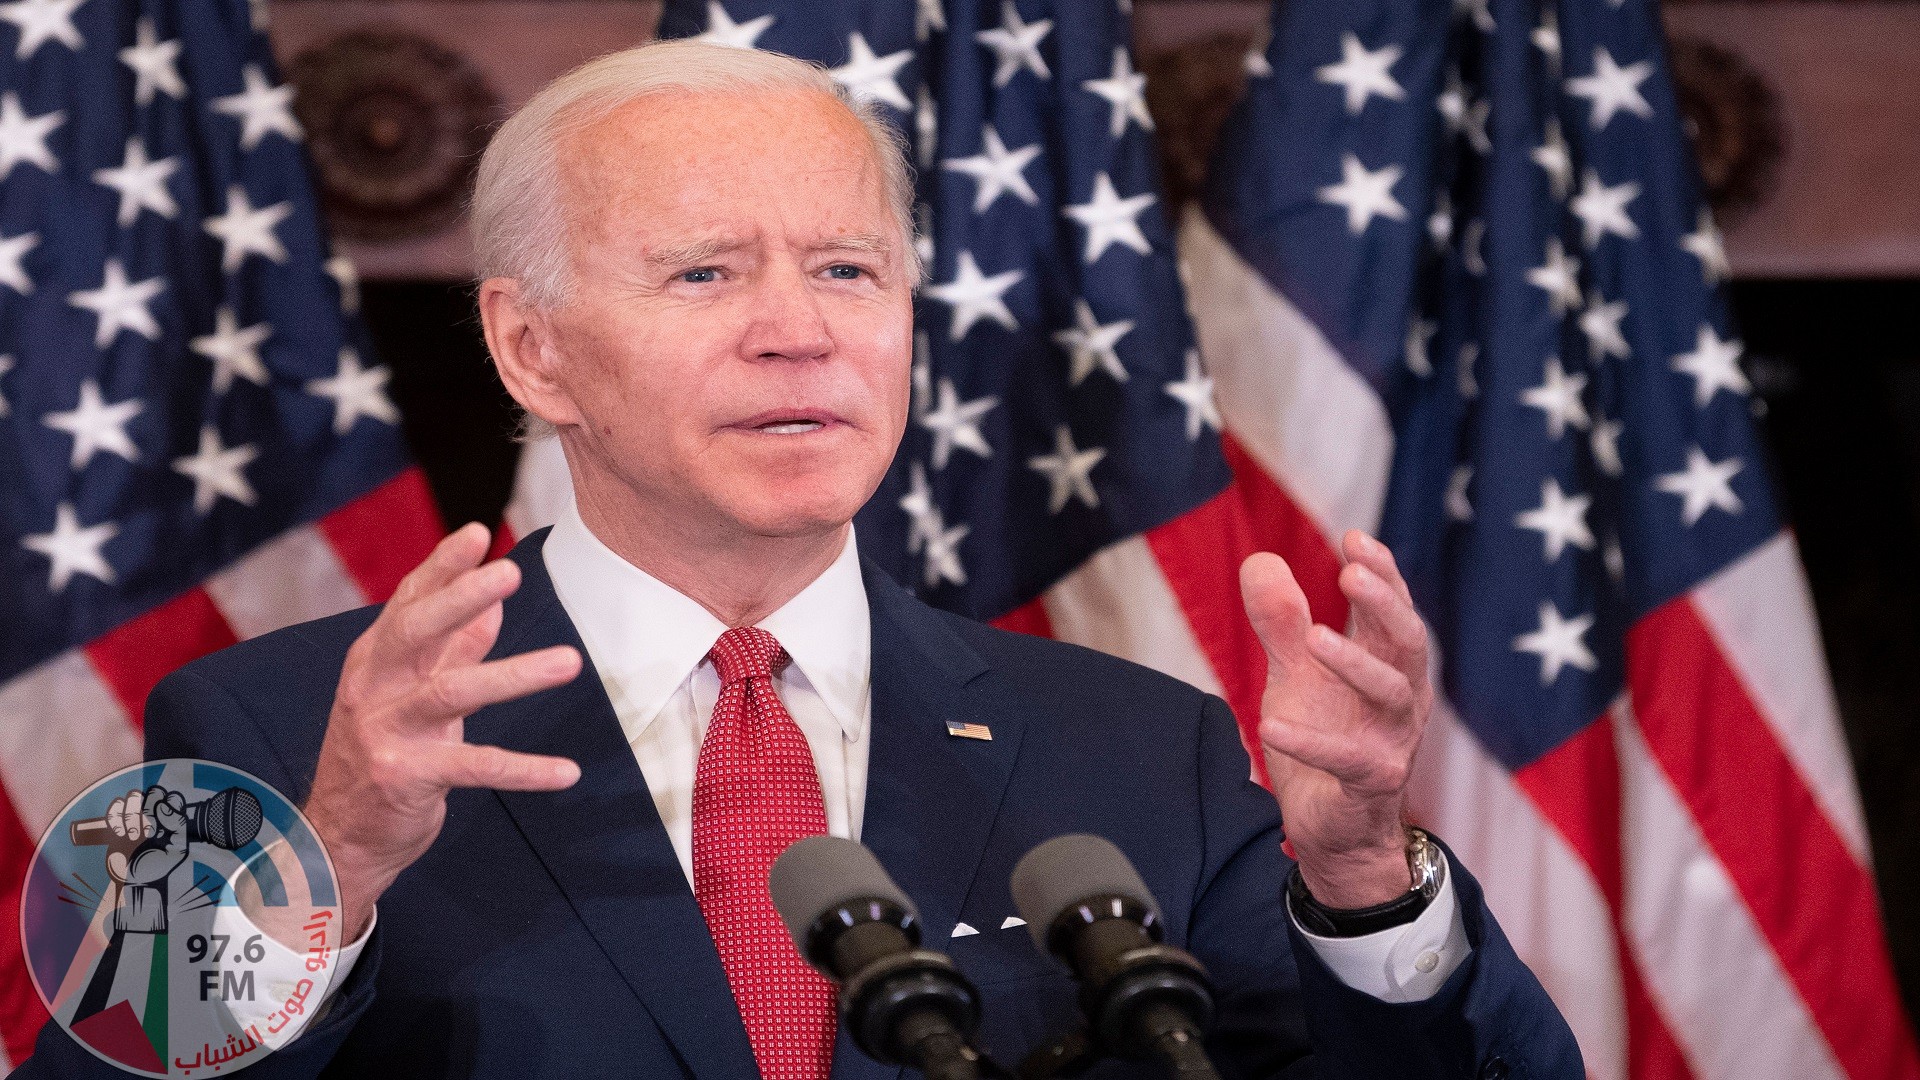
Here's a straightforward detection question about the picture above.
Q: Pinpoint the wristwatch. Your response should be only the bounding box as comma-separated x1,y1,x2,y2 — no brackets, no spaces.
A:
1287,827,1444,938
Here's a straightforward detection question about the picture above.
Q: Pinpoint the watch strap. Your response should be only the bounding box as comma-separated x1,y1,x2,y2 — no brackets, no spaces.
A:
1286,827,1444,938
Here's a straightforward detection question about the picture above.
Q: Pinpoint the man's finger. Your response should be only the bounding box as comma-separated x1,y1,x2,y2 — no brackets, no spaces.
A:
420,741,582,792
1259,716,1369,782
1342,530,1413,605
1338,562,1428,682
384,559,520,660
389,522,492,607
1240,552,1313,666
392,645,582,725
1306,624,1416,716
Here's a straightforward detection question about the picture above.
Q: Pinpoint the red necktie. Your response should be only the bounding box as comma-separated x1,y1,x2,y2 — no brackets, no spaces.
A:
692,626,837,1080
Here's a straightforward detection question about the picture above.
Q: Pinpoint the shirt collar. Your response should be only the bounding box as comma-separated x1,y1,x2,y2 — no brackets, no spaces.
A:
542,502,871,744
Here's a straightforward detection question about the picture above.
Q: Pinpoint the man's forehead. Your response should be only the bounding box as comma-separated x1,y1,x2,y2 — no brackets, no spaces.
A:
565,86,871,174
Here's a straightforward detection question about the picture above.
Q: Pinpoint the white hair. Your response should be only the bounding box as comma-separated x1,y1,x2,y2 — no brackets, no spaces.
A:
472,38,921,312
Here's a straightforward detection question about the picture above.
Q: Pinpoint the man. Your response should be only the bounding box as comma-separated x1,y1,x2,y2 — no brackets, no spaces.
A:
19,41,1580,1079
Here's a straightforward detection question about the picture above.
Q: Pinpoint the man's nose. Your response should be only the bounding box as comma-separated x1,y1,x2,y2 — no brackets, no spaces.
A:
741,265,834,362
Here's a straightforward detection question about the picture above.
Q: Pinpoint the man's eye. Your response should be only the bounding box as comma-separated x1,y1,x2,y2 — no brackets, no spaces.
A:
680,268,718,284
825,264,864,280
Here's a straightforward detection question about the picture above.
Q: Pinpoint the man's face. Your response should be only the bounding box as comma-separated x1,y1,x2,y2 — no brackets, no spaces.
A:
532,87,913,541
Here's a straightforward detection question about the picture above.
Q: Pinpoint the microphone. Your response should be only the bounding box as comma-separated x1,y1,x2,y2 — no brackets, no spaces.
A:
1010,835,1220,1080
769,836,988,1080
70,787,264,850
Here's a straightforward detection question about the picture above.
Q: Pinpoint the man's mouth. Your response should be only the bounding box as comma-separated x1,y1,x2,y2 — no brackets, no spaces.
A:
757,420,825,435
738,409,839,435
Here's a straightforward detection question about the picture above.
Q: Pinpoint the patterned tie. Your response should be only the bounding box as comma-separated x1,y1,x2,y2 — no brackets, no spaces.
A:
693,626,838,1080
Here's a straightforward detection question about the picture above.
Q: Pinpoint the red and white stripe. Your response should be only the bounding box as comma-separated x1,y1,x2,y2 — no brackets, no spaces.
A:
0,469,442,1071
496,207,1916,1079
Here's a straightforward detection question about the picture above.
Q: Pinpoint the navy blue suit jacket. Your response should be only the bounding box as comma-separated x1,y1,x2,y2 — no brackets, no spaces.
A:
20,531,1581,1079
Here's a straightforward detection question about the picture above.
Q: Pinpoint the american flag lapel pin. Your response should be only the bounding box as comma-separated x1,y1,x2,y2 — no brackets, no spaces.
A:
945,720,993,741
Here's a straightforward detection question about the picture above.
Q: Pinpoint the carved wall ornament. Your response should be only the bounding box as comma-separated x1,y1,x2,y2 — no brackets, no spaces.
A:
288,28,499,243
1142,32,1257,211
1664,36,1784,221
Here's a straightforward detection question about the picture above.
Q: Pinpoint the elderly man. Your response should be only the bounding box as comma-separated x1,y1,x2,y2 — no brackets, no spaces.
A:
20,40,1579,1080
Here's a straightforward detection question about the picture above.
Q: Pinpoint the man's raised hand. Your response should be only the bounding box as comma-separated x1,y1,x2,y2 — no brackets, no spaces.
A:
302,523,583,940
1240,531,1434,910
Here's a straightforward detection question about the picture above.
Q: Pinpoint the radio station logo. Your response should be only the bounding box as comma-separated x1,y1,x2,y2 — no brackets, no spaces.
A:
21,760,341,1076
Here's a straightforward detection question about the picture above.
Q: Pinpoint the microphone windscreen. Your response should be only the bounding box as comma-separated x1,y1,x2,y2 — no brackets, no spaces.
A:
195,787,264,850
768,836,916,951
1009,834,1160,953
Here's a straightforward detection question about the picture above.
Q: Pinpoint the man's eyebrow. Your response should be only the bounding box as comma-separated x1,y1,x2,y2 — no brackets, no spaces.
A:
812,233,894,258
643,237,748,268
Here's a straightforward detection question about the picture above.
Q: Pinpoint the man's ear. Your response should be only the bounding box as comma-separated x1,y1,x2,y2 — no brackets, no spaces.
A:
478,277,583,430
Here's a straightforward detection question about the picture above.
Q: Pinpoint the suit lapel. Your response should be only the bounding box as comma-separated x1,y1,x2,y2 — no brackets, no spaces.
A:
834,561,1025,1080
468,531,759,1079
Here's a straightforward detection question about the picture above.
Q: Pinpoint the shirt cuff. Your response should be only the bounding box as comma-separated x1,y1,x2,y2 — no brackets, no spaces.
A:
312,907,376,1019
1290,851,1470,1003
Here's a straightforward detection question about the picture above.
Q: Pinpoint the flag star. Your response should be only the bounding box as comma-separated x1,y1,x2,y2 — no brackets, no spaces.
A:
0,0,83,59
1406,318,1436,376
1462,219,1487,276
975,1,1052,87
1083,47,1152,139
925,250,1023,340
1680,208,1730,283
1063,172,1156,263
921,378,998,469
119,17,184,105
1244,19,1273,78
1428,190,1453,249
1052,299,1133,385
1515,477,1596,563
0,354,10,416
1590,414,1624,477
1656,446,1744,525
1164,349,1221,440
910,329,933,422
942,125,1041,213
1513,602,1597,685
1579,293,1630,362
1462,97,1492,154
1457,341,1480,398
1028,425,1105,514
325,254,360,312
1521,355,1590,439
68,258,165,348
0,92,61,180
1436,67,1467,135
830,33,913,112
1456,0,1495,33
1531,118,1572,200
1315,32,1405,116
916,0,945,41
693,2,773,49
1671,323,1748,407
1532,11,1561,66
192,307,273,392
0,229,37,293
1567,47,1654,130
899,460,940,552
93,138,180,227
921,516,971,587
204,186,292,272
915,82,937,169
1525,237,1582,315
1318,153,1406,236
1604,534,1625,583
212,65,303,150
1570,168,1641,247
42,378,142,468
306,347,399,434
21,503,117,593
1446,464,1474,521
172,427,260,513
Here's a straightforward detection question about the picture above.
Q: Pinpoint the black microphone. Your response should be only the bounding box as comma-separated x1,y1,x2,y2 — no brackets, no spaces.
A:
1010,835,1220,1080
769,836,988,1080
70,786,264,850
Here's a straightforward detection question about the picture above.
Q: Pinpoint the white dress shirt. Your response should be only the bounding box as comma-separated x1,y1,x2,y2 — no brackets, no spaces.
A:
323,503,1467,1010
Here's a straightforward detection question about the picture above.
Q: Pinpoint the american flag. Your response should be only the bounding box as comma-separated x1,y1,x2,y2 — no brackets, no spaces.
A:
0,0,441,1066
504,2,1920,1078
